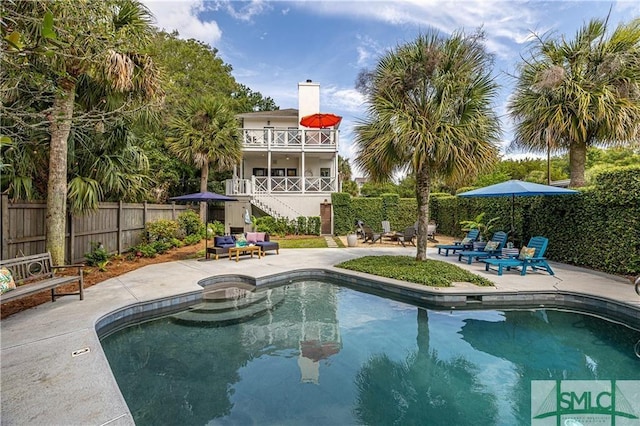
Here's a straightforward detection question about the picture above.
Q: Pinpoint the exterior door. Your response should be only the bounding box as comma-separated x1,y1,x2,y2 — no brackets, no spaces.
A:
320,201,332,235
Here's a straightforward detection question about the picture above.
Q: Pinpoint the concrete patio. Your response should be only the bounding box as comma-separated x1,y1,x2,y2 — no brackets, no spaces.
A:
1,246,639,425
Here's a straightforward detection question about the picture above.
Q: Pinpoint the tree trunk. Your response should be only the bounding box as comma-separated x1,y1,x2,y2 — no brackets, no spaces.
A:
46,80,76,265
199,162,209,222
569,141,587,187
415,165,431,261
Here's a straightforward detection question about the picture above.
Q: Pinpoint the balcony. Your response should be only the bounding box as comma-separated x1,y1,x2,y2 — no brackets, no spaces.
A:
242,128,337,150
226,176,337,196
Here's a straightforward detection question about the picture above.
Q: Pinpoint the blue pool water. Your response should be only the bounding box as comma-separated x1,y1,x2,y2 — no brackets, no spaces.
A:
101,280,640,425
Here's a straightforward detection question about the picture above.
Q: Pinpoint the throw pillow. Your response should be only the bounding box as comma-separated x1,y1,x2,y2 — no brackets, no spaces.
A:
519,246,536,260
484,241,500,252
246,232,258,243
223,235,235,245
235,235,248,247
256,232,266,242
0,267,16,294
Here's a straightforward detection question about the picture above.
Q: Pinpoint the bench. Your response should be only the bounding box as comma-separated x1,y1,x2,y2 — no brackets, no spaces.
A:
0,252,84,304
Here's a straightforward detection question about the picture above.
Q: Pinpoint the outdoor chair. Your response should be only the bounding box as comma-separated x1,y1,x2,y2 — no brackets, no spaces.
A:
362,225,382,244
396,226,416,247
482,236,554,276
355,220,366,239
435,229,480,256
381,220,397,241
457,231,507,264
427,221,437,241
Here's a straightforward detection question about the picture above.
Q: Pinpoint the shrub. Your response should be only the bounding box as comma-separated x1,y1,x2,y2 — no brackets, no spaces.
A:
208,220,225,236
297,216,308,235
85,242,109,271
132,243,157,258
307,216,321,235
183,234,202,246
177,210,204,237
145,219,180,243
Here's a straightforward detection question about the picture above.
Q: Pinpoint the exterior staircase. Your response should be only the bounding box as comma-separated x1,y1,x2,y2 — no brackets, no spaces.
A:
170,284,286,327
251,192,304,220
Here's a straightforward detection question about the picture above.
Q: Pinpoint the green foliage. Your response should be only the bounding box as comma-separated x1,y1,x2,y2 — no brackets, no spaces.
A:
255,216,296,236
341,180,359,196
208,220,225,236
177,209,204,237
336,256,493,287
590,165,640,206
85,242,109,270
332,192,354,235
360,182,398,197
297,216,308,235
459,212,501,241
144,219,180,243
183,234,202,246
132,243,157,258
307,216,321,236
508,17,640,187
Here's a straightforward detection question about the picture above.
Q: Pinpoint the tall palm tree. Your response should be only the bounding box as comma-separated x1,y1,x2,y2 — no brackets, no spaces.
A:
354,31,500,260
508,17,640,187
2,0,161,264
167,97,242,220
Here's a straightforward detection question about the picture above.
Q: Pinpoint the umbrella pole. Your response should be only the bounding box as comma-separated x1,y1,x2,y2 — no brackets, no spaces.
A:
205,203,208,259
511,194,515,243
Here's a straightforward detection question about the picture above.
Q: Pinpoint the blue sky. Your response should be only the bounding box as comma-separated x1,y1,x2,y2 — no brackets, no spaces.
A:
143,0,639,174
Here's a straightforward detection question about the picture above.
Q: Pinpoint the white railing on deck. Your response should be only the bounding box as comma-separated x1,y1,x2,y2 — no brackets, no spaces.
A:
242,128,336,149
226,177,336,195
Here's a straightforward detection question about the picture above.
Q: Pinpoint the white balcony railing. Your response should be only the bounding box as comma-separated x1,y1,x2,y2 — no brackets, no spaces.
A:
242,128,337,149
226,176,337,196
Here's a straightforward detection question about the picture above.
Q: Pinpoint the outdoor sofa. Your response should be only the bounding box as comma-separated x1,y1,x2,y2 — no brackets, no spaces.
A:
209,232,279,260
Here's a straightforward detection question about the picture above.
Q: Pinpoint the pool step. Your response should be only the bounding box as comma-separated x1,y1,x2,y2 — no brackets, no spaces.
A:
171,287,285,327
192,290,269,313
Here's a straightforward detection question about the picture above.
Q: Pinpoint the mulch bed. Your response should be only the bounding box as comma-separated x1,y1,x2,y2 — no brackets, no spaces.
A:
1,243,203,319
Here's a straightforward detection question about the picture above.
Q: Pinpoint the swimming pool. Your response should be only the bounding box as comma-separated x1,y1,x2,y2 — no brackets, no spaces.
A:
101,279,640,425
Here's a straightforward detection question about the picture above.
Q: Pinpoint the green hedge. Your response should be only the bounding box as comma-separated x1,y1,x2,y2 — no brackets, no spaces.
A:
332,166,640,275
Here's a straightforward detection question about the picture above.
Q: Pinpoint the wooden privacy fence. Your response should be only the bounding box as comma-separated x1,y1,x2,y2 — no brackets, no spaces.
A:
0,194,193,264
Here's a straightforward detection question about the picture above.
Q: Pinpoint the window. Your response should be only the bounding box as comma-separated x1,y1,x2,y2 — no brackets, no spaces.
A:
271,168,285,177
320,168,330,177
253,168,267,177
286,168,298,177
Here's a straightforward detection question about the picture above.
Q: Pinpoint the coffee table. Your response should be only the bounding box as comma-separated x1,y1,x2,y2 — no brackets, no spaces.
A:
228,245,262,262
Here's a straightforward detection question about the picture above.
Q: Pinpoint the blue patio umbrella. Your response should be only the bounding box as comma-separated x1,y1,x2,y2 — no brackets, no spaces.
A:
457,180,578,242
170,191,237,259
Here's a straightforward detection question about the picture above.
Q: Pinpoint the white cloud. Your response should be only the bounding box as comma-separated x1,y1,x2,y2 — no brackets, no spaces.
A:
142,0,222,46
323,86,365,113
222,0,273,22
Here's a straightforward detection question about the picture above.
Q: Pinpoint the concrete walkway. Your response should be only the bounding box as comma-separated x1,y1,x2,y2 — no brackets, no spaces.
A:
1,246,639,425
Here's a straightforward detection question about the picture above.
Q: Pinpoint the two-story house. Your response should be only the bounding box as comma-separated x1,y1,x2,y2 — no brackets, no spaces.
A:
224,80,339,234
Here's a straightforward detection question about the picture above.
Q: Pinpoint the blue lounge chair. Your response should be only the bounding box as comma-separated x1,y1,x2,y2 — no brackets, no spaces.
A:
435,229,480,256
457,231,508,264
482,236,554,276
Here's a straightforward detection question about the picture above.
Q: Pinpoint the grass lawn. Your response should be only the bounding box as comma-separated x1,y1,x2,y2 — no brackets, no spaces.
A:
272,236,327,248
335,255,494,287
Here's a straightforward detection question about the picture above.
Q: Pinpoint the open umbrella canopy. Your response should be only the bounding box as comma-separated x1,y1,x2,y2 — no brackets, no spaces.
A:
300,113,342,128
457,180,578,241
457,180,578,198
170,191,237,202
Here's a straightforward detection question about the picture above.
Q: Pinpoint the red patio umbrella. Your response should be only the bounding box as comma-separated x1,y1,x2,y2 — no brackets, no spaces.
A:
300,113,342,128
